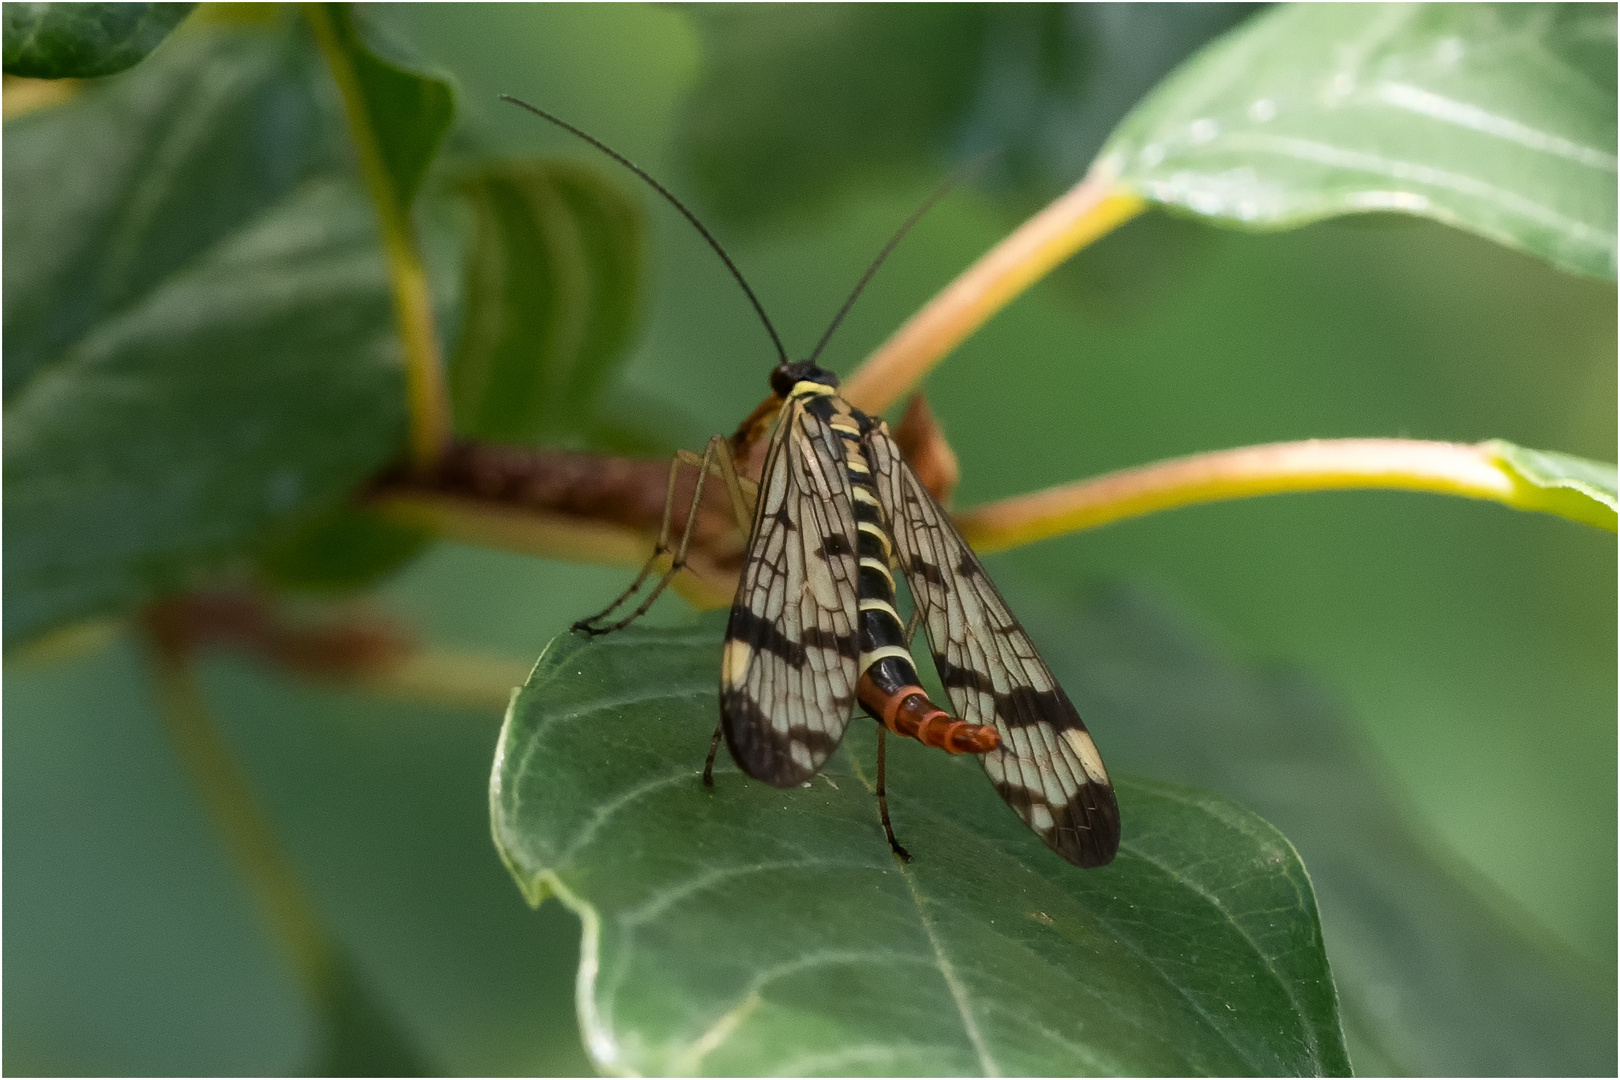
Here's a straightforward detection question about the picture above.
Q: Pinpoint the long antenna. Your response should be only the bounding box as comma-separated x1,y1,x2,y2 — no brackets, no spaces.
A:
807,149,998,366
501,95,788,365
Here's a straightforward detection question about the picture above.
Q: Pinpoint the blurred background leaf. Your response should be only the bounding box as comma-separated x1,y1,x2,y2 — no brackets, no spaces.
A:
449,161,645,446
4,173,409,647
4,22,375,645
1105,3,1618,279
494,617,1349,1077
3,22,335,396
677,3,1258,226
2,17,468,644
311,2,453,211
258,504,435,596
1012,582,1615,1075
3,2,195,79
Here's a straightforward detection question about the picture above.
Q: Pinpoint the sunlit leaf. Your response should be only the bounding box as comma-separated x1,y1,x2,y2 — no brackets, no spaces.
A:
1103,4,1618,279
3,2,194,79
449,161,644,445
492,616,1349,1077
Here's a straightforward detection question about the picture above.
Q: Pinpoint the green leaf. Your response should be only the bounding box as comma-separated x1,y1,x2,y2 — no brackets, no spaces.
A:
1486,439,1618,530
1102,4,1618,279
449,161,645,445
492,616,1349,1076
5,179,405,647
3,2,194,79
1011,583,1616,1076
314,3,453,210
3,21,469,645
4,26,336,397
4,27,397,647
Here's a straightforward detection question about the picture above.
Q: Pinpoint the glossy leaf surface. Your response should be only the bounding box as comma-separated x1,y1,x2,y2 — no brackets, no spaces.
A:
1103,4,1618,279
492,616,1349,1076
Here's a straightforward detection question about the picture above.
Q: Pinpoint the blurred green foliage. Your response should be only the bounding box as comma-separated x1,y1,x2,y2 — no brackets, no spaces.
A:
4,2,1614,1076
3,25,414,643
3,2,194,78
449,162,645,445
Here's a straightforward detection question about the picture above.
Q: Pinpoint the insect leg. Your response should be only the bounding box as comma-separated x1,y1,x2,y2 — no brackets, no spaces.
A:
704,431,757,534
701,721,724,787
581,435,737,635
875,728,913,862
572,453,688,634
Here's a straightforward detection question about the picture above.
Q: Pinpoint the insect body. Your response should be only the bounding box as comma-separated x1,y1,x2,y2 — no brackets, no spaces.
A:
506,95,1119,868
721,360,1119,868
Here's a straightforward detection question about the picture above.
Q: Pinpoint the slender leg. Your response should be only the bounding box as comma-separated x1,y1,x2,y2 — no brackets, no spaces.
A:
572,453,688,634
876,728,912,862
700,442,760,786
702,721,724,787
575,436,743,636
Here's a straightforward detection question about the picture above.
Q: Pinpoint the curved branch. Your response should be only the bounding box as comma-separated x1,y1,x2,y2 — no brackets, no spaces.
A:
842,165,1146,415
955,439,1618,553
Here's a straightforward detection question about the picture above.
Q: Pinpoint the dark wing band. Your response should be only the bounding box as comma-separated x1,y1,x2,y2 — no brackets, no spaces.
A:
720,397,861,786
866,421,1120,867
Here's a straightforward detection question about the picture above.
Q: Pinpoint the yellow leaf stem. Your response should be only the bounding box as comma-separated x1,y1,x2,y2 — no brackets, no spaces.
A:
956,438,1618,554
842,165,1145,415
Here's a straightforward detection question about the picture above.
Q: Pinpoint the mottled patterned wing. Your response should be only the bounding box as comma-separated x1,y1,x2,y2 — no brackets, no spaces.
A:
720,397,862,786
866,422,1120,867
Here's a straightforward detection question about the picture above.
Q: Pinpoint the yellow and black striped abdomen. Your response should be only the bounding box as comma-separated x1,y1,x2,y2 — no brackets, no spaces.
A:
809,393,1000,757
806,395,916,696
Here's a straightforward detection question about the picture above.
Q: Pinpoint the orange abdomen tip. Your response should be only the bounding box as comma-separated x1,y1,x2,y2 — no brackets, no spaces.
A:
858,675,1000,756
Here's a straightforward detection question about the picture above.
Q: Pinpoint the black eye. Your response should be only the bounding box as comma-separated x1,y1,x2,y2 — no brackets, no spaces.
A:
769,365,797,397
